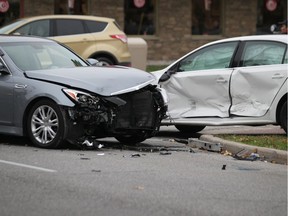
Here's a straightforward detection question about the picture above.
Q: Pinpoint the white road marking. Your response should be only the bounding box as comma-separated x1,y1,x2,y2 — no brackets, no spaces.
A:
0,159,57,173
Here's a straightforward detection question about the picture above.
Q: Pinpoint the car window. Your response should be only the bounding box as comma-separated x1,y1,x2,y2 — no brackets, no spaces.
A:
12,20,50,37
284,49,288,64
178,42,238,72
1,42,88,71
240,41,287,66
55,19,86,36
85,20,107,33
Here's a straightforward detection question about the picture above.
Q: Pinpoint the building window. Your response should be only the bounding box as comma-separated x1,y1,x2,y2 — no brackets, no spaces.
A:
257,0,287,34
191,0,221,35
0,0,20,27
124,0,156,35
54,0,88,15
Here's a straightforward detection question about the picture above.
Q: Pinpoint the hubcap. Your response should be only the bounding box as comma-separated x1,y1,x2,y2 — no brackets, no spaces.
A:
31,105,59,144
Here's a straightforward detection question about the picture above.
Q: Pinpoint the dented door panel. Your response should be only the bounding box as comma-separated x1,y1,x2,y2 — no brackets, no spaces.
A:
230,64,287,117
162,69,233,118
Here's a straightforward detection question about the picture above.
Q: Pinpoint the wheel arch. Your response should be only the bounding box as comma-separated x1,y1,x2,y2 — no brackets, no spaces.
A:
89,51,118,65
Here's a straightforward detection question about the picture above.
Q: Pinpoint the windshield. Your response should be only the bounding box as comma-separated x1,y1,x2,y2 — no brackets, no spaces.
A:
1,41,88,71
0,19,27,34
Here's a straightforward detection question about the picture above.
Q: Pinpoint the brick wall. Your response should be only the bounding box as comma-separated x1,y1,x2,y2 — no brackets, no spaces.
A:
88,0,125,28
24,0,54,16
222,1,257,36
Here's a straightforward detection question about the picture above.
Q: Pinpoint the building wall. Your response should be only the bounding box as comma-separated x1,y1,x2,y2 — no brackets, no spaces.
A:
23,0,54,16
21,0,258,62
222,1,258,37
88,0,125,28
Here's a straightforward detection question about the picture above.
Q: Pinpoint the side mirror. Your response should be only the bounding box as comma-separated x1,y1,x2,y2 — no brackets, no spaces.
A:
87,58,103,66
0,63,9,75
159,70,176,82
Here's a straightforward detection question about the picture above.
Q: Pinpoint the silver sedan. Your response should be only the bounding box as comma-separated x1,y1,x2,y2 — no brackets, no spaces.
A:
0,35,167,148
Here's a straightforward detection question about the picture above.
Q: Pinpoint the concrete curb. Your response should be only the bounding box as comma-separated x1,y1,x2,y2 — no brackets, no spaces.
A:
199,134,287,165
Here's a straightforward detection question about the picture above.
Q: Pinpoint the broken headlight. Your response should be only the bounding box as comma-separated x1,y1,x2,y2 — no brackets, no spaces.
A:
63,89,100,105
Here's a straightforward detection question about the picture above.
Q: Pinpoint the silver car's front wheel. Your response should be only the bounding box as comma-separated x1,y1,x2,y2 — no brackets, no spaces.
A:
27,100,65,148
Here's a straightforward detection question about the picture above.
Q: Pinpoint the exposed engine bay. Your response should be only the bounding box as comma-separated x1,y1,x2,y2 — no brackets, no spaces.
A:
64,85,167,145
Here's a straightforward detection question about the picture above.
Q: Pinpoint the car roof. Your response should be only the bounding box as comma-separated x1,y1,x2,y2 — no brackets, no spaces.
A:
16,14,115,23
210,34,288,45
0,34,55,43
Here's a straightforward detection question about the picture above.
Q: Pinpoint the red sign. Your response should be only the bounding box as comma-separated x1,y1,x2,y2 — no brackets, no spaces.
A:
134,0,145,8
266,0,277,12
0,0,9,13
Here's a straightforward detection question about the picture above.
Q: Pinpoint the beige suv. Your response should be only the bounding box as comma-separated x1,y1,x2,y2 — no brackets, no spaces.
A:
0,15,131,66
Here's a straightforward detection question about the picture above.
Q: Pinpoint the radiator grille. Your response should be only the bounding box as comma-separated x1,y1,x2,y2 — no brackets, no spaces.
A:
115,90,156,129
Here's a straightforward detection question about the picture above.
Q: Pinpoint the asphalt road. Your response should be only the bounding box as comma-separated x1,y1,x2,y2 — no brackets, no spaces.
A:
0,126,287,216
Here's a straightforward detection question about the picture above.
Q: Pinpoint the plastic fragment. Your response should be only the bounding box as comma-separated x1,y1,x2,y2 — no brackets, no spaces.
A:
222,150,233,156
82,140,93,147
81,139,104,150
130,154,141,158
98,144,104,149
159,151,172,155
233,149,260,161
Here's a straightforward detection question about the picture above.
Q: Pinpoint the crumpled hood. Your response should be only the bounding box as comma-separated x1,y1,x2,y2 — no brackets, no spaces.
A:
25,66,156,96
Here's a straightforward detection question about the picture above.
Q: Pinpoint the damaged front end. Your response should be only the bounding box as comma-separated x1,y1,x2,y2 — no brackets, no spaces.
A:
62,85,167,145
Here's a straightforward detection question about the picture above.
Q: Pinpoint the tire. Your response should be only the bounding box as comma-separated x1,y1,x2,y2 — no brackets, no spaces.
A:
115,134,147,145
26,99,66,148
280,101,287,133
175,125,205,133
96,57,114,66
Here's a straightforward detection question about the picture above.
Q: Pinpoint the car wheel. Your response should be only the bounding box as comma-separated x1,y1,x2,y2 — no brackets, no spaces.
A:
175,125,206,133
27,100,66,148
115,134,147,145
96,57,114,66
280,101,287,133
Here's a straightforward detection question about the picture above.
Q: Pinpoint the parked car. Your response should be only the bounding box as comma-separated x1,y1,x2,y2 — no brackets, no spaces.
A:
0,15,131,66
153,35,287,133
0,35,167,148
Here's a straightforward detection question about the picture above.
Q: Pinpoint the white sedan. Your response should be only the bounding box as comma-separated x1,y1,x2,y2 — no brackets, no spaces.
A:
154,35,287,133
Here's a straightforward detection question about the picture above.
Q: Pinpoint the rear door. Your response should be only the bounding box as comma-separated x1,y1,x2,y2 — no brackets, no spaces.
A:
161,41,239,118
230,40,287,116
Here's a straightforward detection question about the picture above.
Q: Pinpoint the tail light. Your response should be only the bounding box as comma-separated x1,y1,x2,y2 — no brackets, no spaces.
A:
110,34,128,43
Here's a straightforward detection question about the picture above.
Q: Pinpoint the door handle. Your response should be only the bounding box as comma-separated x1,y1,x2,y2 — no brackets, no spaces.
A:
216,78,227,83
15,84,27,89
272,73,284,79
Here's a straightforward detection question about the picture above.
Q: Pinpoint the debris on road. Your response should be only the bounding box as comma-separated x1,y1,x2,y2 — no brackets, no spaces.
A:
222,150,233,156
233,149,261,161
159,151,172,155
222,165,227,170
174,138,188,144
188,138,222,152
81,139,104,150
130,153,141,158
